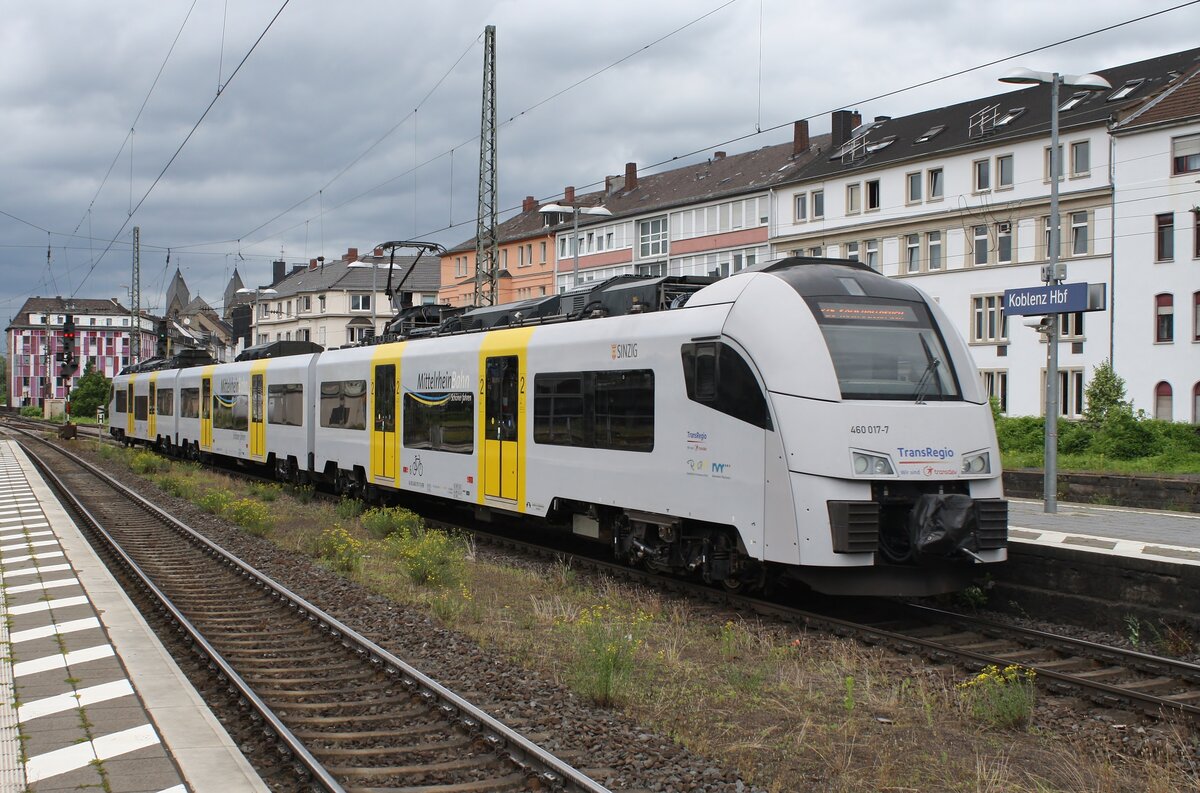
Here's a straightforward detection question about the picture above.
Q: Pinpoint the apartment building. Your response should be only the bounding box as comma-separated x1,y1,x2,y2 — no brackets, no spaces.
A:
770,47,1200,420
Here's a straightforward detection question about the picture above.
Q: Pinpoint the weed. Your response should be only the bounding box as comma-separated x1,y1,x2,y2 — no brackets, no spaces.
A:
957,664,1036,728
551,557,577,590
315,525,364,573
843,675,856,712
248,481,282,502
384,528,469,589
719,620,740,661
130,450,167,475
1153,621,1196,656
335,498,365,520
290,484,316,504
1125,615,1142,647
360,505,421,540
194,490,233,515
226,498,274,536
430,585,478,625
154,474,194,499
556,604,654,706
958,585,988,612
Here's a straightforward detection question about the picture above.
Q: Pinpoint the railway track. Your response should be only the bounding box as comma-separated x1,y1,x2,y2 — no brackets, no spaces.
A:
13,430,609,793
450,520,1200,724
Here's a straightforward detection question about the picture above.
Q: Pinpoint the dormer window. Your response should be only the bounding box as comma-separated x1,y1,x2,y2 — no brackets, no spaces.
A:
865,136,896,153
914,125,945,144
1108,79,1145,101
1059,92,1090,111
994,107,1025,127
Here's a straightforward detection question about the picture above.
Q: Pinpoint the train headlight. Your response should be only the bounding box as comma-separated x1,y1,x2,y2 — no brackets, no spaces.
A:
852,451,894,476
961,451,991,475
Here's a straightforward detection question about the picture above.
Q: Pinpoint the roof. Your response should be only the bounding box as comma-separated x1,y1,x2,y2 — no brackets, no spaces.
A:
446,132,831,253
255,254,441,299
6,296,133,330
1113,61,1200,132
785,46,1200,184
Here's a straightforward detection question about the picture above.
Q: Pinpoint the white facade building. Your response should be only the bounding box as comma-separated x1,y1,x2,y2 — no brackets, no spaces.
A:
770,48,1200,421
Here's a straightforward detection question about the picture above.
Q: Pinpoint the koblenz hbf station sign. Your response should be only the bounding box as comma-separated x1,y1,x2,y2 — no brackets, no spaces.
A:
1002,282,1107,316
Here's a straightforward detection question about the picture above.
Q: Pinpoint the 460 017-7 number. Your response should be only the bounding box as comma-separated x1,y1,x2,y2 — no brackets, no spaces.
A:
849,425,889,434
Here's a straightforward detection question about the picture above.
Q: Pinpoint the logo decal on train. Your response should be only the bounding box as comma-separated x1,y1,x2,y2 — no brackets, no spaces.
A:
610,342,638,360
415,370,471,390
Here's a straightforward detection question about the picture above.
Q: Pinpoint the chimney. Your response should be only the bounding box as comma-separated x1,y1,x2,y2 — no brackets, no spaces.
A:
343,247,359,262
624,162,638,191
272,259,286,285
309,258,318,271
792,120,810,156
831,110,859,149
522,195,536,212
713,151,726,160
373,246,384,257
564,186,575,203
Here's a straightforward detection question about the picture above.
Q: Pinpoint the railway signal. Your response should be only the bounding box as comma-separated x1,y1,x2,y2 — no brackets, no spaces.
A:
59,314,78,379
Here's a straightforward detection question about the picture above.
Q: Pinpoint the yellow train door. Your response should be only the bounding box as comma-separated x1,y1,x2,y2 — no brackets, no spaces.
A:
200,371,213,450
126,377,135,437
249,364,267,462
483,354,520,502
370,353,401,487
148,376,157,441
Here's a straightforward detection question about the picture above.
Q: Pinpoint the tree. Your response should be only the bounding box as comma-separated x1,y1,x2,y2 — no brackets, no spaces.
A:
0,356,7,406
1083,359,1129,427
69,362,110,420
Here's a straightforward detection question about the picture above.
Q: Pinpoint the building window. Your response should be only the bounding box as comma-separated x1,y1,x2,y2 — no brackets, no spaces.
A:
1070,211,1088,256
1194,211,1200,259
794,193,807,221
997,222,1013,264
1155,382,1173,421
1156,213,1174,261
1043,216,1059,260
997,154,1014,189
1054,369,1085,418
1156,293,1174,343
319,294,326,313
971,295,1007,343
928,168,944,200
1194,383,1200,425
1058,311,1084,339
905,234,920,273
864,239,879,270
980,371,1007,413
865,179,880,211
1193,291,1200,342
1059,91,1089,112
301,296,311,312
1045,144,1064,181
812,190,824,218
927,231,942,271
1108,79,1144,101
973,225,989,266
809,246,823,257
351,294,371,311
906,172,922,203
845,241,859,262
639,217,668,258
1172,133,1200,175
973,159,990,192
540,241,547,263
1071,140,1090,176
518,245,525,267
846,183,861,214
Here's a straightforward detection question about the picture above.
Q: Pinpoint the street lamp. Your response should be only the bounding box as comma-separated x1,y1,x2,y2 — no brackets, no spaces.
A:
236,286,278,346
999,67,1110,513
539,203,613,290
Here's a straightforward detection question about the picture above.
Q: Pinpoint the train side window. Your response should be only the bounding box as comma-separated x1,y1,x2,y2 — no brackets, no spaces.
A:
115,389,128,413
267,383,303,426
156,388,174,416
534,373,586,446
134,395,149,421
681,342,772,430
180,388,200,418
403,392,473,453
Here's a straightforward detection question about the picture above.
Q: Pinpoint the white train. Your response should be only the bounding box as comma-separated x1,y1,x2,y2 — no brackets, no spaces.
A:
110,258,1007,595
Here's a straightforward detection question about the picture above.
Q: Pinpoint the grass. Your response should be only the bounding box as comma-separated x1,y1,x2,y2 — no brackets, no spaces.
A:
86,443,1200,792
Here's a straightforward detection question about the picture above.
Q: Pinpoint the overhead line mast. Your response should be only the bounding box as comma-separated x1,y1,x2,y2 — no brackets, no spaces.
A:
474,25,498,307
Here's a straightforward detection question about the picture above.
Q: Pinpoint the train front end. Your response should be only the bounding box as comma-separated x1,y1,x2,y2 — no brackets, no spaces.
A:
725,259,1007,596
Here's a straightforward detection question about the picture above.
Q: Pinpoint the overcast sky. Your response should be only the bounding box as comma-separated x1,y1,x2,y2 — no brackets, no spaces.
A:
3,0,1199,348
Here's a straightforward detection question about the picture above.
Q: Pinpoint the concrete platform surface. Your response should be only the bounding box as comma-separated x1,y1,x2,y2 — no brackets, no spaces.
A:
1008,496,1200,565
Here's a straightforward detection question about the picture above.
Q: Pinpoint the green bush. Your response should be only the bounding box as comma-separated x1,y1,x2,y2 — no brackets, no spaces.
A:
1057,421,1093,456
130,450,168,475
226,498,274,536
360,506,422,539
315,525,363,573
154,474,194,500
195,490,233,515
995,416,1044,457
1091,409,1155,460
289,484,316,504
335,498,364,519
248,481,282,502
958,664,1036,728
384,528,468,589
556,604,654,706
20,405,42,418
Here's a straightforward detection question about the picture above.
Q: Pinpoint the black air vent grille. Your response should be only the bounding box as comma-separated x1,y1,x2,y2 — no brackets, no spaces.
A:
827,501,880,553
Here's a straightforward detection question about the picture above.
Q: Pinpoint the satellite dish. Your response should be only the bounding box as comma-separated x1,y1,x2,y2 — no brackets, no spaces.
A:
183,317,191,326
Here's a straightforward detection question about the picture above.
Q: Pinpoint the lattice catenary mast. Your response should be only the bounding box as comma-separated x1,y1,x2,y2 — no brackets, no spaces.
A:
131,226,141,364
473,25,498,307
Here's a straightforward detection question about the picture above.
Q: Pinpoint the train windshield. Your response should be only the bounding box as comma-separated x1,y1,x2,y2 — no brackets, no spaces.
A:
807,297,961,401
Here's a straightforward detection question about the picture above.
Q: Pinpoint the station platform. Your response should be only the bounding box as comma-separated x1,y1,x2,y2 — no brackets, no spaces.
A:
0,439,265,792
1008,497,1200,565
